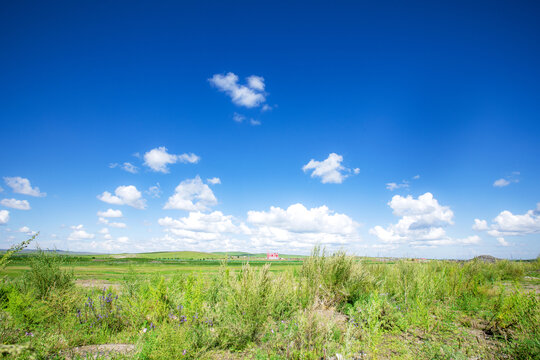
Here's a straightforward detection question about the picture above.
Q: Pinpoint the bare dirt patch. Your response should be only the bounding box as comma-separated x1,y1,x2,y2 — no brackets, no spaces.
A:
64,344,136,359
75,279,122,292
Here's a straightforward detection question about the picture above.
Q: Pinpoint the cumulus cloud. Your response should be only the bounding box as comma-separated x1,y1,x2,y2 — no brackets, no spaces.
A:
164,176,217,211
247,203,361,250
156,211,248,251
0,210,9,225
209,72,267,108
247,75,265,91
302,153,357,184
370,193,457,246
18,226,36,235
473,203,540,245
117,236,129,243
493,172,519,188
109,222,127,228
207,177,221,185
68,225,95,240
143,147,200,173
4,177,46,197
1,198,30,210
97,209,123,218
97,185,146,209
472,219,488,231
99,228,112,240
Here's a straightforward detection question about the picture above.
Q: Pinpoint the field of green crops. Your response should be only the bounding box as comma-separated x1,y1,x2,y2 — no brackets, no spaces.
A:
1,240,539,359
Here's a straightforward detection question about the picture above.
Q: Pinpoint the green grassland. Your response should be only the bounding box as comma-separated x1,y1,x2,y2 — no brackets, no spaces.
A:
1,241,539,359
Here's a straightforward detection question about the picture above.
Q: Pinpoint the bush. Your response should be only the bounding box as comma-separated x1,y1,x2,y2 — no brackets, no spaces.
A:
22,249,74,299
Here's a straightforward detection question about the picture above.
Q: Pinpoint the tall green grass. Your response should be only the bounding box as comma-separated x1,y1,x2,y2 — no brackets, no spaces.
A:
1,244,538,359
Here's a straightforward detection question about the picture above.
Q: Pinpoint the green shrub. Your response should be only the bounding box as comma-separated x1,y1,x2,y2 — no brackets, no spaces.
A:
23,249,74,299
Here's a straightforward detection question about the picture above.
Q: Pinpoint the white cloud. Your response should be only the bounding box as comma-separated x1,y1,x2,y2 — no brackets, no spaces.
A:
159,211,243,235
261,104,272,112
472,219,488,231
19,226,30,233
1,198,31,210
146,183,162,198
247,75,265,91
99,228,112,240
97,209,123,218
18,226,36,235
493,178,510,187
209,72,267,108
386,181,409,191
207,177,221,185
493,172,519,187
233,112,246,123
109,222,127,228
68,225,95,240
98,217,109,225
110,162,138,174
97,185,146,209
4,177,46,197
121,162,138,174
475,203,540,239
143,147,200,173
410,235,481,247
117,236,129,243
247,203,361,250
413,175,420,180
497,237,510,246
0,210,9,225
302,153,357,184
157,211,248,251
370,193,455,246
164,176,217,211
250,119,261,126
0,186,3,192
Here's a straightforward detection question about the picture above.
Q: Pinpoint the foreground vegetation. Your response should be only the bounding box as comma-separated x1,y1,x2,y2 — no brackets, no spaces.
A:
0,240,539,359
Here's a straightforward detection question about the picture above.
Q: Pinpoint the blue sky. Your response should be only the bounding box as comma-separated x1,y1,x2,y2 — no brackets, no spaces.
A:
1,0,539,258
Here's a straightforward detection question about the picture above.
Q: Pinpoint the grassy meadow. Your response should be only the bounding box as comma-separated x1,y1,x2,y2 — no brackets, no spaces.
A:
0,239,539,359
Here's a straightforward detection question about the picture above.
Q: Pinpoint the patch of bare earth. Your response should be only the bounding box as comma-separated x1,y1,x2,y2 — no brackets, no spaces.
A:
64,344,136,359
75,279,122,292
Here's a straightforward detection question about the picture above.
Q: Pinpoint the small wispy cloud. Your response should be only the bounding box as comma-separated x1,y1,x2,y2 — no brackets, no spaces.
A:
109,162,138,174
493,171,519,188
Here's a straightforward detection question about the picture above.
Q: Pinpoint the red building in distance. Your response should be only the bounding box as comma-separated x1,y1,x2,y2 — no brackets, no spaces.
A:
266,252,279,260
